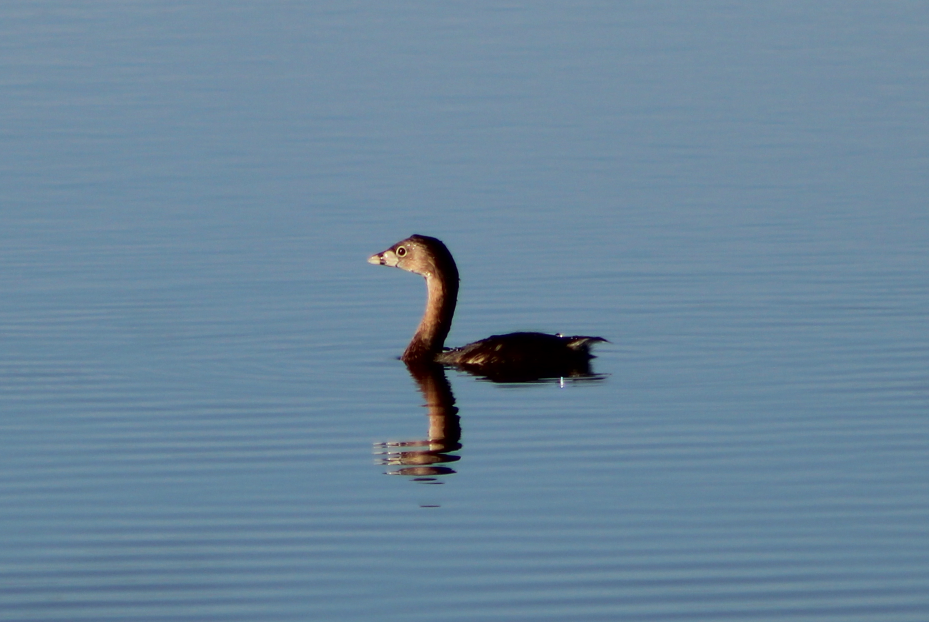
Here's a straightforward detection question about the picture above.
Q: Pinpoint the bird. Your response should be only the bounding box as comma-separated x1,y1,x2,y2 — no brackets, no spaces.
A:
368,234,605,380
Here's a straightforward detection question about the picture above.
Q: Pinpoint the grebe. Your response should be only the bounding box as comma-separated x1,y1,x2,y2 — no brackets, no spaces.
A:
368,234,605,379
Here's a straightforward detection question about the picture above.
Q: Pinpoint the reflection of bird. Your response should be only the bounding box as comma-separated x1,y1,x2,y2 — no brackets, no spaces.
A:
369,234,605,380
375,362,461,479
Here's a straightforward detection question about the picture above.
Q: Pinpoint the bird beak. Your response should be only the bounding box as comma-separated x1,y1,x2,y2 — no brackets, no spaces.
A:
368,247,401,267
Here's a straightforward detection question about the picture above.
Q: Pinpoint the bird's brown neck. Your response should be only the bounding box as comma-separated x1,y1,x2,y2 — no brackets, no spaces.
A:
402,266,459,363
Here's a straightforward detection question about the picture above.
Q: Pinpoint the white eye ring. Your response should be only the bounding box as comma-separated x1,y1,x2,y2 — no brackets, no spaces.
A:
396,246,407,257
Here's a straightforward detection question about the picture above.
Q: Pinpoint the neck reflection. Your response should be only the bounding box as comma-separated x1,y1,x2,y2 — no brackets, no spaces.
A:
376,362,462,481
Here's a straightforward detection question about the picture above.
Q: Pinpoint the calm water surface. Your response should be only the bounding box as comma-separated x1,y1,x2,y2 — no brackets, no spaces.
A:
1,2,928,621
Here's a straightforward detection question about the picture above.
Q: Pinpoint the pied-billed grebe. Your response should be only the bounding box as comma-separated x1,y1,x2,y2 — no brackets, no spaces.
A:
368,234,605,378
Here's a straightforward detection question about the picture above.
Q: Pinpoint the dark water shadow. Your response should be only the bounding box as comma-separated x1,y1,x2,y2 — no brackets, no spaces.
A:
466,358,610,385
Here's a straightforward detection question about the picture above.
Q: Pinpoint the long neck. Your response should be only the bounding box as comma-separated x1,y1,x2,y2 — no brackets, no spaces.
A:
402,267,459,362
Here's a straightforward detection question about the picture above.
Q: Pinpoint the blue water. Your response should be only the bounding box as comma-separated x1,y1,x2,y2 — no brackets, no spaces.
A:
1,2,928,621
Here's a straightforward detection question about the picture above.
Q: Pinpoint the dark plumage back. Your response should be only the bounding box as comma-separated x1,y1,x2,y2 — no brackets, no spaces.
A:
437,332,606,381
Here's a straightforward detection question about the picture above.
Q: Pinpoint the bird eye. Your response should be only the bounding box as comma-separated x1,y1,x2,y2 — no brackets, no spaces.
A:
396,246,407,257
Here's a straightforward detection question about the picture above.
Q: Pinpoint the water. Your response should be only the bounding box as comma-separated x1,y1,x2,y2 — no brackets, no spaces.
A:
2,2,928,620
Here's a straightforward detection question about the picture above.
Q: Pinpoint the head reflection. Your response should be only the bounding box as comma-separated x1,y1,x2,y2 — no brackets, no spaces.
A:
375,362,461,481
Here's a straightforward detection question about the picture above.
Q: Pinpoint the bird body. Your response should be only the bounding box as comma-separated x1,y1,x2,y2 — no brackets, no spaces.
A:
369,234,604,379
